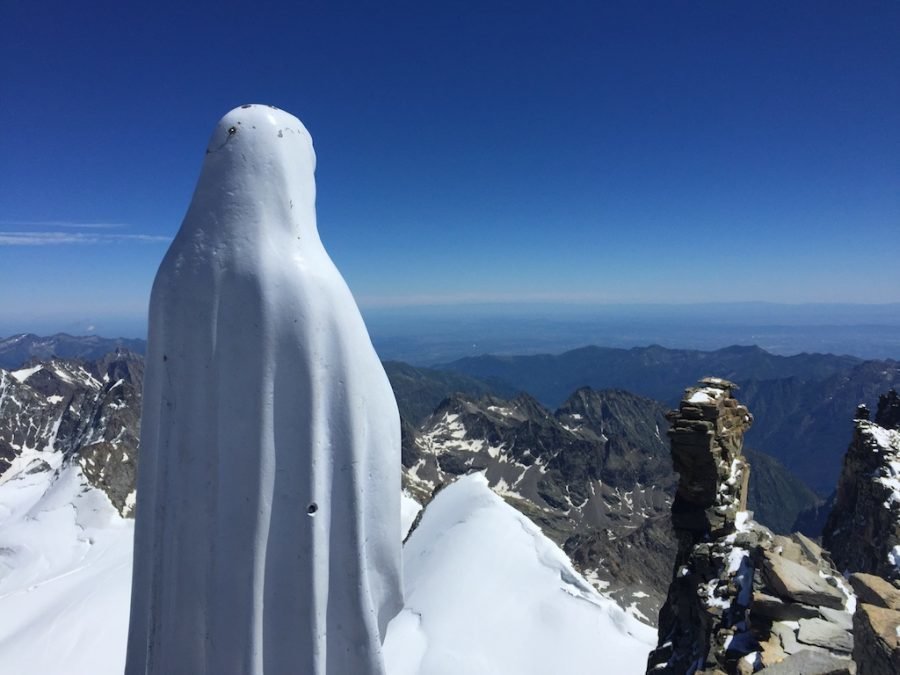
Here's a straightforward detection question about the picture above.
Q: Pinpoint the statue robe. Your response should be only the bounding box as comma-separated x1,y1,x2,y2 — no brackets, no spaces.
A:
126,104,402,675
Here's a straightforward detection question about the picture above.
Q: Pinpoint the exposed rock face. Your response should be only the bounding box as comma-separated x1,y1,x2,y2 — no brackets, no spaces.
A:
849,573,900,610
760,543,845,610
850,572,900,675
853,603,900,675
648,379,856,674
747,534,857,671
667,378,752,537
823,389,900,581
876,389,900,430
0,351,142,516
756,650,853,675
822,391,900,675
647,379,754,673
76,352,142,514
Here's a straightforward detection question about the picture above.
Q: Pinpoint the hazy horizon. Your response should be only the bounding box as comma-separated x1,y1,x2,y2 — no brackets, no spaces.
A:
4,301,899,365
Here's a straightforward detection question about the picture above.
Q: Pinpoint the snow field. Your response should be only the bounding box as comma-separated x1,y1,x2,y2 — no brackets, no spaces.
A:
0,468,655,674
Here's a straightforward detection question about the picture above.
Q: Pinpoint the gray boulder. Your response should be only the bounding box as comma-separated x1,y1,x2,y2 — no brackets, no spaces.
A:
797,617,853,653
762,551,846,609
757,649,853,674
849,573,900,611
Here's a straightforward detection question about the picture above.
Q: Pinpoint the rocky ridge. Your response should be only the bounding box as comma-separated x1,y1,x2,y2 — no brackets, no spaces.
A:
823,389,900,675
824,390,900,581
0,351,141,515
648,379,857,675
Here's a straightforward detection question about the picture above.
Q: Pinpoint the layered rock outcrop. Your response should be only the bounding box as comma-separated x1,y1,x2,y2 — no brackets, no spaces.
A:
850,573,900,675
647,378,756,673
823,390,900,675
667,378,752,537
648,379,856,674
824,390,900,581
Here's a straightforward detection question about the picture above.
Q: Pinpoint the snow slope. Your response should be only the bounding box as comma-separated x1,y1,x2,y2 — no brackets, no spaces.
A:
0,451,133,674
384,473,656,675
0,466,653,674
401,491,422,539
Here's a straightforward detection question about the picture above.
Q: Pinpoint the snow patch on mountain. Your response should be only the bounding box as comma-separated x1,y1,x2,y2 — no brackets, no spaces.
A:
10,365,42,383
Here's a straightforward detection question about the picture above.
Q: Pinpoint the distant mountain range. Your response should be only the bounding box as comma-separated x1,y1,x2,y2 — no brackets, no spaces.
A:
4,334,892,502
440,345,900,494
0,333,146,369
365,303,900,363
441,344,864,407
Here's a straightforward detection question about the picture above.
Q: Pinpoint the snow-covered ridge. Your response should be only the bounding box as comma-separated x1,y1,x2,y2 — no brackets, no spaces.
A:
0,462,654,674
0,451,133,674
385,473,655,675
0,353,141,516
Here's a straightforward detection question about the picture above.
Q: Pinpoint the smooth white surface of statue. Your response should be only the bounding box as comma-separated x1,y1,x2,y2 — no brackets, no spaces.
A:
126,104,402,675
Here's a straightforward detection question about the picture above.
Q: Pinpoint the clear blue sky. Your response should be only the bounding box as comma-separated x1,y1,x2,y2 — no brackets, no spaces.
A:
1,1,898,337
